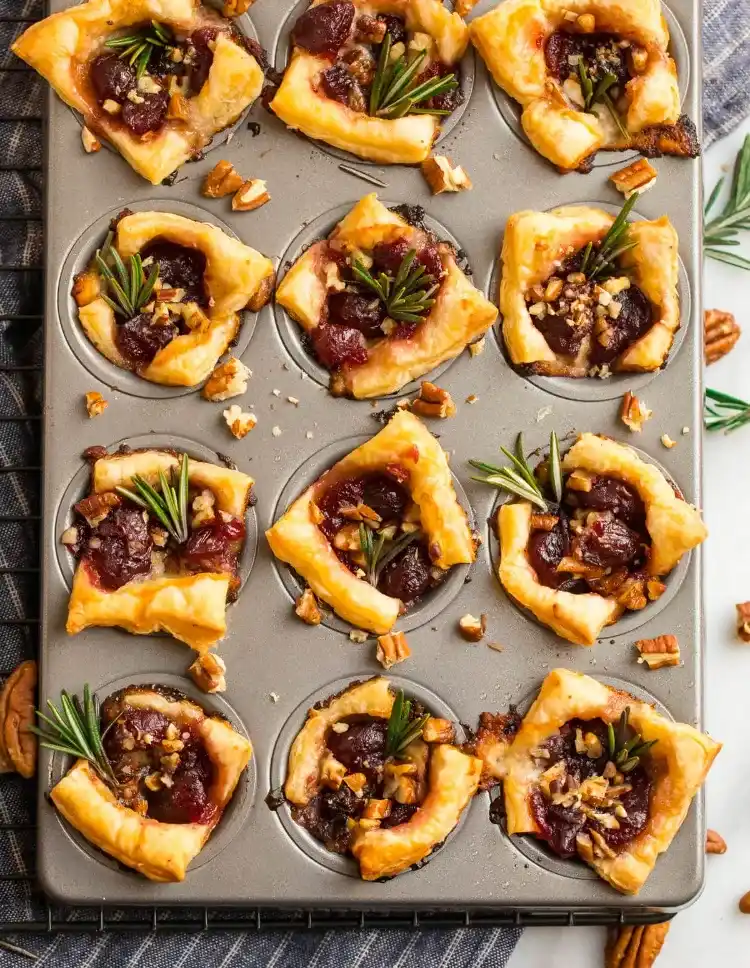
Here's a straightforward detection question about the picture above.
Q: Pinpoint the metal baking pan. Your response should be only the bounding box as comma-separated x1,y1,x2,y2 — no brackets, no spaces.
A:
36,0,704,915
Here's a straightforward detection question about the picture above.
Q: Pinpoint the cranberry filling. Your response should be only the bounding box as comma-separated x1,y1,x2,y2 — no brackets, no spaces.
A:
376,14,407,46
326,717,388,779
140,240,208,306
377,542,433,605
291,0,355,57
115,313,179,368
590,285,653,365
576,516,642,569
310,321,368,369
527,521,570,589
567,476,645,522
327,291,385,337
84,506,153,591
181,517,245,578
545,31,631,88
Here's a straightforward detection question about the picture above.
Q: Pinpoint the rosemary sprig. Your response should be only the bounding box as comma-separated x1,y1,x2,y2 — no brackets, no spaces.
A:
115,452,189,544
606,707,658,773
29,685,118,788
582,192,639,282
359,523,423,586
704,387,750,433
352,248,438,324
469,431,562,512
368,32,458,118
95,230,159,319
104,20,173,79
576,60,630,143
385,689,429,757
704,133,750,270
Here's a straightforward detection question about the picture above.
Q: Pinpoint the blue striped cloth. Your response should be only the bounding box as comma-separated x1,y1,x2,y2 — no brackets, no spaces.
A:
0,0,747,962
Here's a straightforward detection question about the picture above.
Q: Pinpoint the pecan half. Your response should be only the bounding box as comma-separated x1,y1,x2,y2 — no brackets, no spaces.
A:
706,828,727,854
0,660,37,778
605,923,670,968
74,491,120,526
232,179,270,212
635,634,680,669
736,601,750,642
740,891,750,914
705,309,741,364
376,631,411,668
410,381,456,419
187,653,227,694
609,158,657,198
202,160,244,198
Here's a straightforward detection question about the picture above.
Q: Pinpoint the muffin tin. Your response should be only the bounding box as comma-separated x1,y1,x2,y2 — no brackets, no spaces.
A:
37,0,704,916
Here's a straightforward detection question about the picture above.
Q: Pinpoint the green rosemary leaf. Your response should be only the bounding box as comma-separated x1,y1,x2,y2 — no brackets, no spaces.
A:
704,175,724,216
607,722,616,758
138,260,160,308
100,293,127,318
409,107,451,115
151,19,172,43
578,59,594,108
470,472,548,510
382,72,455,117
34,687,118,788
385,690,407,756
583,193,638,282
468,459,505,476
704,387,750,433
548,431,562,504
369,33,392,114
579,241,593,275
619,756,640,773
395,714,430,753
96,253,134,317
104,34,143,49
178,453,189,543
704,135,750,269
373,529,422,583
392,248,416,291
379,49,427,111
591,71,617,103
705,247,750,270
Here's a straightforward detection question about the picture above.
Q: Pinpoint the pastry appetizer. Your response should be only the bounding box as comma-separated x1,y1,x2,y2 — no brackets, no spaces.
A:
283,677,482,880
471,431,707,645
500,669,720,894
500,195,679,377
267,409,475,633
63,446,254,652
469,0,699,171
13,0,266,185
72,210,274,387
276,194,497,398
270,0,468,165
38,684,251,882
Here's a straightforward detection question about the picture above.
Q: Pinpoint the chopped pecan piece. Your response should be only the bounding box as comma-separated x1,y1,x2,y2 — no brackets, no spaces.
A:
376,631,411,668
340,503,381,524
223,0,253,14
222,404,257,439
202,357,251,402
187,653,227,694
609,158,658,198
422,717,455,744
81,126,101,153
458,613,486,642
660,434,676,449
84,391,108,419
167,92,189,122
736,602,750,642
362,798,391,820
0,660,37,778
349,629,369,643
202,159,244,198
74,491,120,526
295,587,322,626
620,391,652,432
566,469,594,492
557,556,607,580
343,772,367,797
530,513,558,532
706,828,727,854
605,923,670,968
355,14,387,43
421,155,473,195
247,271,275,312
383,762,417,803
410,381,457,419
232,179,270,212
635,634,680,669
704,308,741,364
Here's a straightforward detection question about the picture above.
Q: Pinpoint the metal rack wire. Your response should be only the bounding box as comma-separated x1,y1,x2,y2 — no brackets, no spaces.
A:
0,7,671,936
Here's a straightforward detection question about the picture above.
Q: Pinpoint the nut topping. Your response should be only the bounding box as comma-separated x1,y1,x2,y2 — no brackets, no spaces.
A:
343,772,367,797
84,391,108,419
410,381,457,419
222,404,257,439
706,828,727,854
422,717,455,744
167,92,189,122
376,631,411,669
635,634,680,669
74,491,120,527
320,753,346,790
620,391,652,432
223,0,253,14
458,613,487,642
605,923,670,968
202,159,244,198
202,357,251,402
81,126,101,154
609,158,658,198
736,602,750,642
421,155,473,195
232,179,271,212
295,587,322,626
187,653,227,694
530,513,559,532
0,660,37,778
704,308,741,364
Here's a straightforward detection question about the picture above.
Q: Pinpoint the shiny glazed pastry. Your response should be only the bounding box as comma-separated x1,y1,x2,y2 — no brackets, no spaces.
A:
266,409,475,633
12,0,265,185
275,193,497,398
64,446,254,652
499,669,720,894
495,433,707,645
500,203,679,377
469,0,698,171
72,210,273,387
283,677,482,880
50,685,252,882
270,0,468,164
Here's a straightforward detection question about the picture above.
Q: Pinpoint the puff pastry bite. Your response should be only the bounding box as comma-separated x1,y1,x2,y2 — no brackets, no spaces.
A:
500,198,680,377
267,409,475,634
13,0,266,185
499,669,720,894
276,194,497,398
270,0,468,165
469,0,699,171
50,684,252,882
72,210,273,387
284,676,482,880
478,431,707,645
64,445,254,652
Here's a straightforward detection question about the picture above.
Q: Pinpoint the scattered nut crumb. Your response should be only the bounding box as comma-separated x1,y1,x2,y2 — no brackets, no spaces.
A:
222,404,257,438
635,634,680,669
609,158,657,198
202,357,251,402
306,431,314,439
81,126,101,154
660,434,676,449
536,406,553,422
202,159,244,198
269,691,280,703
188,653,227,694
620,391,652,432
705,309,741,364
232,179,271,212
410,381,456,418
458,613,486,642
421,155,473,194
706,829,727,854
272,425,282,437
349,629,368,643
465,394,478,404
735,602,750,642
468,337,485,357
376,631,411,668
486,641,504,653
287,396,299,406
295,588,322,626
84,391,108,418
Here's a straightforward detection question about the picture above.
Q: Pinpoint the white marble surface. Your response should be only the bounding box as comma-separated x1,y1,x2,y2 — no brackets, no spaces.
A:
508,118,750,967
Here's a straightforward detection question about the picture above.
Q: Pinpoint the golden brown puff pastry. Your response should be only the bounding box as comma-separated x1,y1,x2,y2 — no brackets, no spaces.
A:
270,0,468,165
50,686,252,882
66,448,254,652
497,433,707,646
502,669,720,894
276,194,498,398
469,0,683,170
500,205,679,376
74,211,274,387
266,409,475,633
12,0,264,185
284,676,481,879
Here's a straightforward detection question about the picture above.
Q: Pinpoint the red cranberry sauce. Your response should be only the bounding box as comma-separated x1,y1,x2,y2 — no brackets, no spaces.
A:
179,516,246,586
101,688,217,825
140,240,208,307
529,718,651,858
292,711,421,854
78,505,154,591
